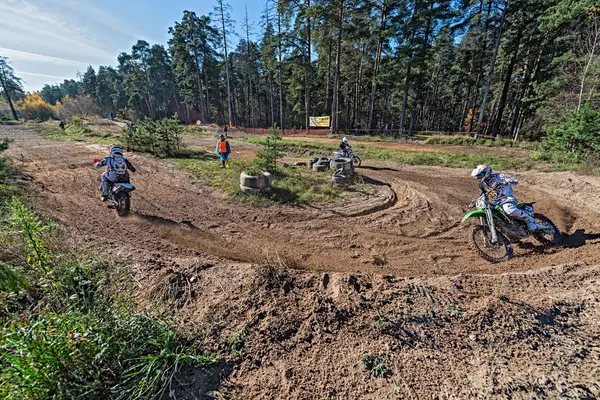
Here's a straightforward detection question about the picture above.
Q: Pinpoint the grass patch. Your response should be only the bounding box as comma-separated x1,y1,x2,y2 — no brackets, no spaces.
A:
362,354,387,378
0,139,18,203
0,198,218,399
171,152,345,206
245,137,585,172
423,135,540,150
27,120,119,145
248,138,537,171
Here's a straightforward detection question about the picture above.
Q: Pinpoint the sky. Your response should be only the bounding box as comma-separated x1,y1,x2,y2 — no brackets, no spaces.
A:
0,0,265,91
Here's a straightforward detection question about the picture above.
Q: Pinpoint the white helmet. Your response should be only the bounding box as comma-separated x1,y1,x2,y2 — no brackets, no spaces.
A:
471,165,492,182
342,137,349,143
110,146,123,156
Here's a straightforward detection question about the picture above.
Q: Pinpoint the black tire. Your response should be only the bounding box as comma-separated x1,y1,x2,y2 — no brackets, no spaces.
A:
352,156,361,168
115,192,130,217
313,163,328,172
532,213,562,246
330,158,352,171
471,225,513,263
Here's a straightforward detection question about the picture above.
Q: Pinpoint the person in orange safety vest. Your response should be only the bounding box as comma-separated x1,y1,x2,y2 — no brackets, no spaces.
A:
215,134,231,168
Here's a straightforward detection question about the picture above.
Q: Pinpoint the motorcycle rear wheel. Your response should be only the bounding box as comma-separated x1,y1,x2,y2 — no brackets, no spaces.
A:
114,192,131,217
471,225,513,263
532,213,562,246
352,156,361,168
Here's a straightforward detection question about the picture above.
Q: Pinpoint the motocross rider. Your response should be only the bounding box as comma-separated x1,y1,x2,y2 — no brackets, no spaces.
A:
471,165,537,231
95,145,136,202
339,137,351,157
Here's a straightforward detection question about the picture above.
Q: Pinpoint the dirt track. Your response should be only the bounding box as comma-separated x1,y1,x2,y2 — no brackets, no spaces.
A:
3,123,600,398
4,124,599,276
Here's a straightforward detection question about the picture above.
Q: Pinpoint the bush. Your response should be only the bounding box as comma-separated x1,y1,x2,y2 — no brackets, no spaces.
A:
20,93,55,121
255,126,285,173
65,115,91,136
125,116,183,156
545,104,600,164
58,96,100,119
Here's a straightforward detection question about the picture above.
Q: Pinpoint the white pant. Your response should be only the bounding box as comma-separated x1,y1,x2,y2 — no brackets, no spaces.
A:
502,202,529,221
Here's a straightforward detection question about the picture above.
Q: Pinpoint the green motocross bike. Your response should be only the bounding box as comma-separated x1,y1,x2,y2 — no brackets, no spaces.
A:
462,189,561,262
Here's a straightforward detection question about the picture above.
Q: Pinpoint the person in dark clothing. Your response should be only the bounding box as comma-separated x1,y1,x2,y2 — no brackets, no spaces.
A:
338,136,352,157
223,124,228,138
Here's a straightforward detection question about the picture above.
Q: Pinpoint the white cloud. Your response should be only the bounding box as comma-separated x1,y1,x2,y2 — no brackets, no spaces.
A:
0,48,85,67
15,71,70,80
0,0,146,90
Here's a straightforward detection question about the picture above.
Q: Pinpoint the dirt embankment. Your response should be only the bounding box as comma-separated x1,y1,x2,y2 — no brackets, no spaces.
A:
2,123,600,399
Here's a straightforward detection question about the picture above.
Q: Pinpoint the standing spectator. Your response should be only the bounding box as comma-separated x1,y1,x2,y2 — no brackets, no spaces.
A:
216,134,231,168
223,124,228,138
384,124,389,137
354,123,360,136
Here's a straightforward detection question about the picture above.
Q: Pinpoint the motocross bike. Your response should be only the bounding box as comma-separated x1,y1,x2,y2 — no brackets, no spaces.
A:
333,149,362,168
94,159,135,217
462,189,561,262
105,180,135,217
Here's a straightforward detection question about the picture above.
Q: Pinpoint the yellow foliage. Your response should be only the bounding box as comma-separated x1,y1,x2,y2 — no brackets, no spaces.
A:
22,93,56,121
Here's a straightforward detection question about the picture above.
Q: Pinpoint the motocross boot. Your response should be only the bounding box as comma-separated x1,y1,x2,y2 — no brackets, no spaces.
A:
526,216,538,232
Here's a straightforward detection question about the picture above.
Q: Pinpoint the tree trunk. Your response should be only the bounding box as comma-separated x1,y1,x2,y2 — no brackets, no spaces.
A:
269,70,275,126
305,0,311,130
368,2,387,130
278,3,284,129
203,66,211,123
245,5,254,128
219,0,233,126
330,0,345,134
193,48,206,122
326,34,333,114
476,0,509,137
491,28,521,137
399,62,412,134
0,73,18,121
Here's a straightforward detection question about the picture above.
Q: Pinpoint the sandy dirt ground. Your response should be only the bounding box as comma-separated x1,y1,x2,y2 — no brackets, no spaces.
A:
2,123,600,399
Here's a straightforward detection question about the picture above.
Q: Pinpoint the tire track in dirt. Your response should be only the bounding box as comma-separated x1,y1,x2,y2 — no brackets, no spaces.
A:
2,124,600,277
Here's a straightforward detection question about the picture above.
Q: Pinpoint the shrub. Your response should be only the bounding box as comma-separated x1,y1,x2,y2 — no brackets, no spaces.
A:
545,104,600,164
65,115,91,136
125,116,183,156
255,126,285,173
20,93,55,121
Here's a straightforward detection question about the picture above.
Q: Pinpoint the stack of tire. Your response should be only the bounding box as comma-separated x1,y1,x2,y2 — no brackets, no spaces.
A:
311,157,331,172
330,158,355,188
240,171,272,194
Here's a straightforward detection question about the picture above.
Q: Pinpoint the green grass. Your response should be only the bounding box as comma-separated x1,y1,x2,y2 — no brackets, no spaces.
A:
171,151,348,206
27,120,121,145
0,198,218,399
248,138,537,170
0,139,18,203
423,135,540,149
362,354,387,378
245,137,585,172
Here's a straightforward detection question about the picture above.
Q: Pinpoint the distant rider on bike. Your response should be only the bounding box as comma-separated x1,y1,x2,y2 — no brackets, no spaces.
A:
471,165,537,231
95,145,136,202
339,137,352,157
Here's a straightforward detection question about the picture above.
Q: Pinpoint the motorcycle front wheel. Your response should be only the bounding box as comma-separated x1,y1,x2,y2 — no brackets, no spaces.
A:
471,225,513,263
352,156,361,168
114,192,131,217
